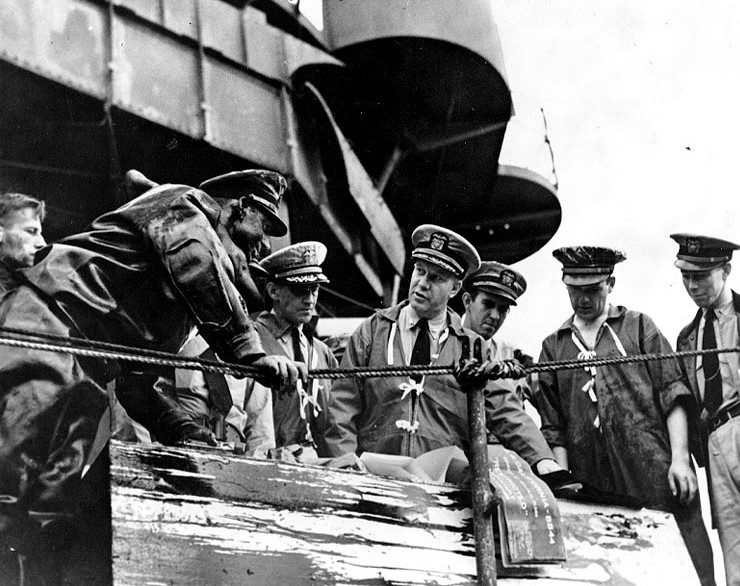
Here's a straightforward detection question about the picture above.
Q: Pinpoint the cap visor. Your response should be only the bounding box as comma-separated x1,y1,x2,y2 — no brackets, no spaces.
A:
265,213,288,237
563,274,610,286
674,259,725,272
475,286,518,306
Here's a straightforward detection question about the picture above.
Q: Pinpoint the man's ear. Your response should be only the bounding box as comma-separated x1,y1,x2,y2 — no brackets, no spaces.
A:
450,279,463,299
461,290,472,309
606,276,616,292
265,281,280,301
724,262,732,278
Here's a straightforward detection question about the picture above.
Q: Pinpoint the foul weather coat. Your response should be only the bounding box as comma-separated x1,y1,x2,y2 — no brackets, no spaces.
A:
536,305,694,510
0,183,265,518
321,301,554,465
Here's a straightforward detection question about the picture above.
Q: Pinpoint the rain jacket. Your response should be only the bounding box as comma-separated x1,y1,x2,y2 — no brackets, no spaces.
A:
536,305,694,510
321,301,554,465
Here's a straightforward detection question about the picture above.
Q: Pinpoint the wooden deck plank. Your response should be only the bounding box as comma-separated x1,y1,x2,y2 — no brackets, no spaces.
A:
110,441,698,585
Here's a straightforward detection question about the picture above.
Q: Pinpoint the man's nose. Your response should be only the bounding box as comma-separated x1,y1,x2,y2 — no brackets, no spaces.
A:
35,234,46,249
258,235,271,259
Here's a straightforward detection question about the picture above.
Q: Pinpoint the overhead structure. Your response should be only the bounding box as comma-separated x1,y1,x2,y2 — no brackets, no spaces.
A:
0,0,560,314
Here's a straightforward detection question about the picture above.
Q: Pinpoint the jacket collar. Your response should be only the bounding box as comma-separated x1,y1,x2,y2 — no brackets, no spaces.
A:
255,311,295,339
0,260,15,294
556,304,627,333
377,300,467,337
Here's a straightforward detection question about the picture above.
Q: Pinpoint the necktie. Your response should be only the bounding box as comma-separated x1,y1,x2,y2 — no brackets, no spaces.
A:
291,327,306,364
410,318,430,383
702,309,723,413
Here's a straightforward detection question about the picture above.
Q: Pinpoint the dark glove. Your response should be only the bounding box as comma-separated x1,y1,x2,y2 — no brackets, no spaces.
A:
157,409,217,446
115,368,216,446
536,469,581,492
453,336,488,391
513,349,535,369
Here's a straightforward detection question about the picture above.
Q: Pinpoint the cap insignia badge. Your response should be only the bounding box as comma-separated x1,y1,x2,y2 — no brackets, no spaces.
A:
687,238,701,254
301,248,317,264
501,270,516,287
430,233,447,251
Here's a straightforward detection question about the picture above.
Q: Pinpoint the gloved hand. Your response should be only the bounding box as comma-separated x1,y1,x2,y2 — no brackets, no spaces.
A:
513,349,535,369
486,358,527,380
157,409,217,446
453,336,488,391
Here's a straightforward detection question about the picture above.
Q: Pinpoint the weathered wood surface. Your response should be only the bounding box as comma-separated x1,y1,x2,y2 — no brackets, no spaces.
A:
110,441,699,585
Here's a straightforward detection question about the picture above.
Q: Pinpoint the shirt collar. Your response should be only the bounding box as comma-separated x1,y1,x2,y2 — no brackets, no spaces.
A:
267,310,301,340
405,304,447,332
707,298,733,319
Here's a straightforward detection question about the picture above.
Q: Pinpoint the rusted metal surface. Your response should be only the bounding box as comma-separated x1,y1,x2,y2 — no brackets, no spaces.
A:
110,441,699,585
467,385,497,585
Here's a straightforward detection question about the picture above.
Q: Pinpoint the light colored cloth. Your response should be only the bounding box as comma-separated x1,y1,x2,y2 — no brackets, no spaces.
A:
707,417,740,586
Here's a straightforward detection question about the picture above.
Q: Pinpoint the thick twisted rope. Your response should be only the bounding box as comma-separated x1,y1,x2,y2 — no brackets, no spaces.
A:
1,326,739,380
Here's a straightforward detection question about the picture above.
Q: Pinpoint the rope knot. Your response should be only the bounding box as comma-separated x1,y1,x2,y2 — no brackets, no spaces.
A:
399,380,425,400
395,419,420,434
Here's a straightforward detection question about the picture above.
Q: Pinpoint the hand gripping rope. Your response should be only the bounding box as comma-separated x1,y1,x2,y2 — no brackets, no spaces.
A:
1,325,738,380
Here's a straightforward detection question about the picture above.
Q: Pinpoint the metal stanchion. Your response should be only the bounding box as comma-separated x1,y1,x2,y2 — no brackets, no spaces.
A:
466,380,497,586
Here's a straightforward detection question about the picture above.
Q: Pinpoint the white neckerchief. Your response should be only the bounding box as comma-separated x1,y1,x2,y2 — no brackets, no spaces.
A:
571,321,626,430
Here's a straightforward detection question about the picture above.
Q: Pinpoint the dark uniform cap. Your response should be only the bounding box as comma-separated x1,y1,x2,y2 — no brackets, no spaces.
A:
465,261,527,305
670,233,740,272
411,224,481,279
199,169,288,237
553,246,626,286
259,241,330,285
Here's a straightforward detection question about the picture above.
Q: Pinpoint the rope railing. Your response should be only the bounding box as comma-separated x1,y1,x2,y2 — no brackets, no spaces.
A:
2,326,740,380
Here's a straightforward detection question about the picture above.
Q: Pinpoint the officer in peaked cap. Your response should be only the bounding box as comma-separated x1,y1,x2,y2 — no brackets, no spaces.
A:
461,262,532,401
321,223,563,483
260,241,330,286
410,224,481,281
673,233,740,586
241,241,338,460
671,233,740,273
536,243,716,585
462,261,527,339
200,169,288,237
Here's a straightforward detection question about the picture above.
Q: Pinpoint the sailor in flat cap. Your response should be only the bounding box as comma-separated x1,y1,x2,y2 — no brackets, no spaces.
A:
673,233,740,585
0,168,304,551
237,241,339,461
321,224,563,480
536,245,715,585
461,261,535,406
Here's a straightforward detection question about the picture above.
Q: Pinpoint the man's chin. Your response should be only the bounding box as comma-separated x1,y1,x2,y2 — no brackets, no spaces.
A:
409,299,432,317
